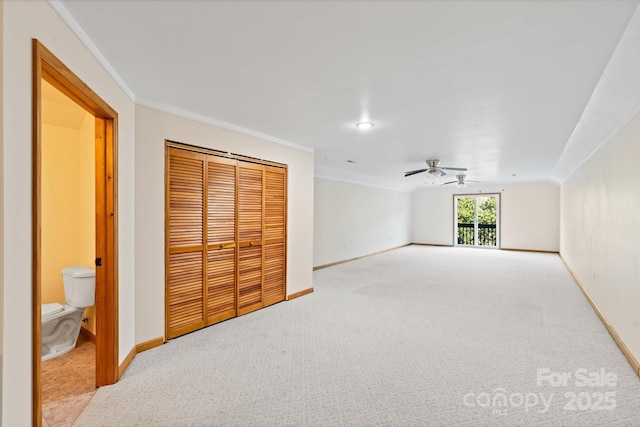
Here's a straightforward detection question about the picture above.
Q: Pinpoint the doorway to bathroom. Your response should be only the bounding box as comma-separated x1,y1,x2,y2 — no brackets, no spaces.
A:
32,40,119,425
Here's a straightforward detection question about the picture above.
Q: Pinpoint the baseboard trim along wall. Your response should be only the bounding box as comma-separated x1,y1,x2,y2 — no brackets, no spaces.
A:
412,243,559,254
313,243,412,271
410,243,453,248
79,326,96,344
560,255,640,378
287,287,314,301
115,338,169,379
501,247,559,254
136,337,165,353
118,346,137,380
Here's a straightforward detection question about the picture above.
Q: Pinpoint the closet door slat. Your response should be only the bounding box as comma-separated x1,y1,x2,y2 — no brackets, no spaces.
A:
168,251,205,334
208,159,237,245
169,154,204,248
238,245,263,314
238,165,263,243
264,167,286,244
263,166,286,306
207,247,236,324
263,242,285,306
166,147,207,339
206,156,238,324
238,163,264,315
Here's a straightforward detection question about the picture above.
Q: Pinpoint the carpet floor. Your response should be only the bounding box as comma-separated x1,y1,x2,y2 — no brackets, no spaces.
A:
74,245,640,426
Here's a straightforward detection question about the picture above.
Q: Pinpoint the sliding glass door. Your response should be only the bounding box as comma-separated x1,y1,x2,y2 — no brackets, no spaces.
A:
454,194,500,248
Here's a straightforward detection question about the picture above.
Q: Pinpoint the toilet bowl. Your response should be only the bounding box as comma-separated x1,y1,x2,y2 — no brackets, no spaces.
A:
41,266,95,361
42,303,84,361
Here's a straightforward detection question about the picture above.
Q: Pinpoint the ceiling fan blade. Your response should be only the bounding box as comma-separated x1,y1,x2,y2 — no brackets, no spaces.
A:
440,181,457,186
439,170,447,176
404,168,428,177
440,166,467,171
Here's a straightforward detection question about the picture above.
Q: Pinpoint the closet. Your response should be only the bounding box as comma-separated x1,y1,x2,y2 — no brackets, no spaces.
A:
165,142,286,339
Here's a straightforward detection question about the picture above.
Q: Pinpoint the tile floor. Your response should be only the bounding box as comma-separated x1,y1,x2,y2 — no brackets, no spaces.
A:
41,335,96,427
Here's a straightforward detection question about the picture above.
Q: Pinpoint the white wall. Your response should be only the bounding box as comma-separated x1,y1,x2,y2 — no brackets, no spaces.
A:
560,110,640,368
412,182,559,252
134,104,314,345
314,178,412,267
2,1,136,423
0,0,4,419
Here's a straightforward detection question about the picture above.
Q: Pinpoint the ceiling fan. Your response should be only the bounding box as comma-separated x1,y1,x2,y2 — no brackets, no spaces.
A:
440,173,484,188
404,159,467,177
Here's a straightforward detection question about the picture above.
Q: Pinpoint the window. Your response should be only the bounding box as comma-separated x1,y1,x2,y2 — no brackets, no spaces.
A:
454,194,500,248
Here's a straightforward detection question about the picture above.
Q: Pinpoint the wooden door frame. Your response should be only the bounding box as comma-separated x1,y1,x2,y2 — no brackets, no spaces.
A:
32,40,119,424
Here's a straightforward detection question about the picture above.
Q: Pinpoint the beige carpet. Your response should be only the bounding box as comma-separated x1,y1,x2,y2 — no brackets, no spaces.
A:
74,245,640,426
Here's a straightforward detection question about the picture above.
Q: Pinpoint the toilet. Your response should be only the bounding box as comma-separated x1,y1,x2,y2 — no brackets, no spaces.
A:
41,266,96,361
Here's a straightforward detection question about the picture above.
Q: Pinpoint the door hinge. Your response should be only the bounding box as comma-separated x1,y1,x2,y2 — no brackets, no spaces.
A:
95,257,102,267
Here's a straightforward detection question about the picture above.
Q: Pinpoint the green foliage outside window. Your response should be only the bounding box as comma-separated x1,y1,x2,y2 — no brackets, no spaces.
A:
457,197,496,225
456,196,498,246
457,198,475,224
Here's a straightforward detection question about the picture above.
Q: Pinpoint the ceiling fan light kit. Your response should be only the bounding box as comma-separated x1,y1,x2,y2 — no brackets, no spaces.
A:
440,173,484,188
404,159,467,178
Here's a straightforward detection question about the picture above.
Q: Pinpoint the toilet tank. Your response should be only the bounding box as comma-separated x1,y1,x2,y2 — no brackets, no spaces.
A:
62,266,96,308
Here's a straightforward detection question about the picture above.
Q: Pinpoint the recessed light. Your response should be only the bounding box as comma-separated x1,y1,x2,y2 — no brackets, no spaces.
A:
356,121,374,130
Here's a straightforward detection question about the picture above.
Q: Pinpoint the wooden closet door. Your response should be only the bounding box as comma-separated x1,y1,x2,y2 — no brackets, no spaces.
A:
237,163,264,315
166,148,206,339
167,143,288,339
206,156,237,325
263,166,286,306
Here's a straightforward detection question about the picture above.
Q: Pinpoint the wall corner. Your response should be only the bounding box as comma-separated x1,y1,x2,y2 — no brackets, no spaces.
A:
0,0,5,420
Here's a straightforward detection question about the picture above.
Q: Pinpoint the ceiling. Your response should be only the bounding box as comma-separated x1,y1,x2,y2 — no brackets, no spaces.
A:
57,0,639,191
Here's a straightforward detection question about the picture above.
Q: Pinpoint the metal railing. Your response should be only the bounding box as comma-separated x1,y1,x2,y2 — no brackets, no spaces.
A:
457,223,497,246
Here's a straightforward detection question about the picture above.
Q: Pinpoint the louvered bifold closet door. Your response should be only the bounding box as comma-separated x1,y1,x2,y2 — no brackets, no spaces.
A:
263,166,286,306
237,163,264,315
206,156,238,325
167,148,206,339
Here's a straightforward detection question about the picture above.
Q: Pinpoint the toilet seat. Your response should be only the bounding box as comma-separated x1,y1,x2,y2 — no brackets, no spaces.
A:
42,303,64,318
